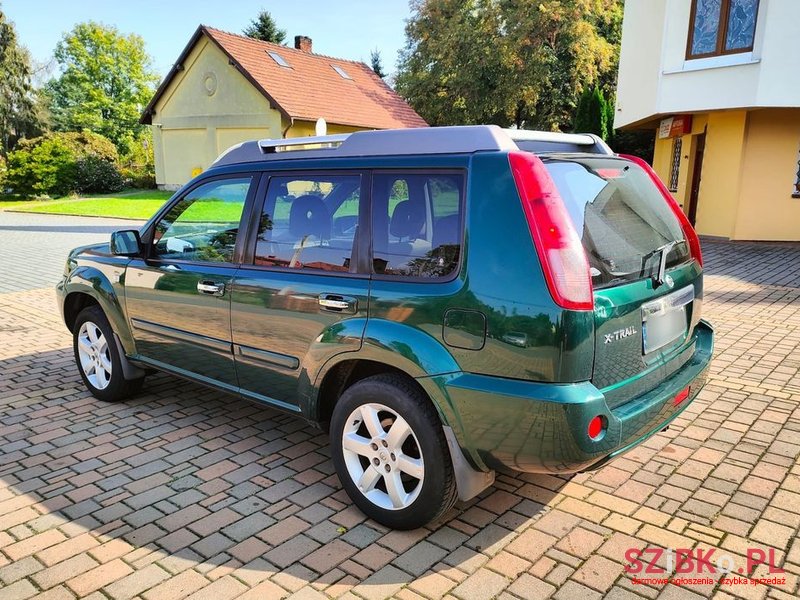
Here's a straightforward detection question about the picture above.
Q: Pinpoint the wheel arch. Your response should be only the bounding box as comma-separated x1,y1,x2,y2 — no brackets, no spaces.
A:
61,266,135,354
306,320,487,473
308,319,461,427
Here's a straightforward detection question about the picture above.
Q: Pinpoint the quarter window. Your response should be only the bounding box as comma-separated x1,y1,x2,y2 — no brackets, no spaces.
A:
152,177,251,263
371,173,464,278
688,0,759,59
254,175,361,272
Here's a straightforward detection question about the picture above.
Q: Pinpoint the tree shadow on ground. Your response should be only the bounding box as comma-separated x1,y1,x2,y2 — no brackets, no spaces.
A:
702,239,800,290
0,346,569,590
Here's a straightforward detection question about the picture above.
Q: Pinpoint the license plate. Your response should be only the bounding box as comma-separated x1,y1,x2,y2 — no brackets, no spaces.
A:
642,285,694,354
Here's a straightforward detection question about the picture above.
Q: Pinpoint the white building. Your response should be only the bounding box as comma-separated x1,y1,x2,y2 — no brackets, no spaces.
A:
615,0,800,241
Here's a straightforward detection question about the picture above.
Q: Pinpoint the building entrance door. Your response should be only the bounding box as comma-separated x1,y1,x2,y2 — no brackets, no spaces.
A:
687,133,706,226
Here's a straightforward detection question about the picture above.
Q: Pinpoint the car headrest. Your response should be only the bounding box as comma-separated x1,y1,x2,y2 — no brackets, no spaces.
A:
390,201,425,240
289,195,331,240
433,214,460,248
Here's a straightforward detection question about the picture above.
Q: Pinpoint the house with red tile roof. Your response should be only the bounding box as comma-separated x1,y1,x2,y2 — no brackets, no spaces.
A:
141,25,427,189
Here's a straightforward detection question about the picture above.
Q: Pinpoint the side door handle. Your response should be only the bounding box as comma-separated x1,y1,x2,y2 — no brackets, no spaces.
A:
197,281,225,296
318,293,357,314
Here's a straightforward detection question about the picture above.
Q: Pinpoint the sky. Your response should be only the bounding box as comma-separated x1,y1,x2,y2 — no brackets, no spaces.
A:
3,0,412,81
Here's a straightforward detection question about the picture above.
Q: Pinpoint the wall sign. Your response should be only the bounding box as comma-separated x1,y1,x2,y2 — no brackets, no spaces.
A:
658,115,693,139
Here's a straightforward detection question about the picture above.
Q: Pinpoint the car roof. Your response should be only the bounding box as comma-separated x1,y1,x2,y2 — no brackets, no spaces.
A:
211,125,614,168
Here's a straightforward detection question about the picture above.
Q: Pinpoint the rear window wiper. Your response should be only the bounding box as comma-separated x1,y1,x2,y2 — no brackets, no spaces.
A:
642,241,677,289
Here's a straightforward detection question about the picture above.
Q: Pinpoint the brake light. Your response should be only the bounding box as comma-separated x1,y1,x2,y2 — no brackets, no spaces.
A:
620,154,703,268
595,168,625,179
508,151,593,311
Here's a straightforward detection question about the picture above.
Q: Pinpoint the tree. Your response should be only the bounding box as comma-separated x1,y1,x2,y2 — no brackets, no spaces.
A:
574,87,608,140
44,22,158,155
370,48,386,78
0,7,42,155
243,10,286,44
395,0,621,131
604,92,616,145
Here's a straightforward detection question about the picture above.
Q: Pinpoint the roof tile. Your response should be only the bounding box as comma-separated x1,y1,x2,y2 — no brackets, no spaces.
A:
203,26,427,130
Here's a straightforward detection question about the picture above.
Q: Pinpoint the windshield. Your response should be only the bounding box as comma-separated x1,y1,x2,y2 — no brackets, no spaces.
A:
542,156,691,289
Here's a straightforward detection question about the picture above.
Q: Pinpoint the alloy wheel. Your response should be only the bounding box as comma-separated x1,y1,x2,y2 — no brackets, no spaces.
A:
76,321,112,390
341,402,425,510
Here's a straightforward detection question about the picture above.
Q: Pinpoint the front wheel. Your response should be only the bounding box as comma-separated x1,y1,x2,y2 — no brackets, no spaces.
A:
73,305,144,402
330,374,457,529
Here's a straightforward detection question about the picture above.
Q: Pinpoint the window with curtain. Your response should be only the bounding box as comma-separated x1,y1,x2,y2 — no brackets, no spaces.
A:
688,0,759,59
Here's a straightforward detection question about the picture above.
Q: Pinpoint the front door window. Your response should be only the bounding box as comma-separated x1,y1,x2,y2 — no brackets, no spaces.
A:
153,177,252,263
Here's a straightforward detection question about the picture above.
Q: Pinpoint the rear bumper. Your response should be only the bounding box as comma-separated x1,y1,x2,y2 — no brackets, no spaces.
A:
443,319,714,473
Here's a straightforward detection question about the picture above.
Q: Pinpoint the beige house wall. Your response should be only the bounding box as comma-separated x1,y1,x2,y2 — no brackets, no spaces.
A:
735,109,800,241
150,37,282,189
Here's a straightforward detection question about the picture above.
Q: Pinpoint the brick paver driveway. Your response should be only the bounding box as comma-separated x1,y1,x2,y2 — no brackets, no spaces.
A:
0,241,799,600
0,212,145,293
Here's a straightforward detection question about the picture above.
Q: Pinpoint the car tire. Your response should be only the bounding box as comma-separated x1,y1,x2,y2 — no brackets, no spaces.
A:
73,305,144,402
330,373,458,529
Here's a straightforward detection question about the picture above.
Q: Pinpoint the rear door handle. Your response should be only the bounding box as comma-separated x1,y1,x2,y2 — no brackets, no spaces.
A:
318,294,357,314
197,281,225,296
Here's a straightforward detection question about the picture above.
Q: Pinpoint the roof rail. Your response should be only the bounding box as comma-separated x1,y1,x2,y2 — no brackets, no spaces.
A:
211,125,614,168
259,134,350,153
212,125,517,167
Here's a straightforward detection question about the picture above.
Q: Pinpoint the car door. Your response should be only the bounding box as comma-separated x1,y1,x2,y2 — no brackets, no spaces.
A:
124,174,257,390
230,171,370,411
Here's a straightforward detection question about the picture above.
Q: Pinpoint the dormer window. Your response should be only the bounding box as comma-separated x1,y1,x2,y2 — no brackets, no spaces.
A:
687,0,759,59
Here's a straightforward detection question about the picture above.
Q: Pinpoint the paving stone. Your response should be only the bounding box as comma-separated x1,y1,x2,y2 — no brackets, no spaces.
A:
388,541,448,578
451,567,508,600
508,573,557,600
0,239,799,600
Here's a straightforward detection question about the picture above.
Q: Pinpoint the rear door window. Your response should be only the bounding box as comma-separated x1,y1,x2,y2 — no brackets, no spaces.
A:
253,174,361,272
371,173,464,278
542,157,691,289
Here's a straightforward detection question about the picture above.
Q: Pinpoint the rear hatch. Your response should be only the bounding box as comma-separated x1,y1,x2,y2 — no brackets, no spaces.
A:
542,155,703,407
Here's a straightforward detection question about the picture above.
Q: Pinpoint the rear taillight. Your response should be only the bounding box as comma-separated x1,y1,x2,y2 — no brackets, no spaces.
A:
620,154,703,268
508,151,593,311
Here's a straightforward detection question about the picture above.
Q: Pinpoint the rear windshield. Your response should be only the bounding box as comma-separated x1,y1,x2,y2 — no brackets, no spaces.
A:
542,156,690,289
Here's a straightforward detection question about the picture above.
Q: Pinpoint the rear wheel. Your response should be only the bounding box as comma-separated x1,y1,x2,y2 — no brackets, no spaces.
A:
330,373,457,529
73,305,144,402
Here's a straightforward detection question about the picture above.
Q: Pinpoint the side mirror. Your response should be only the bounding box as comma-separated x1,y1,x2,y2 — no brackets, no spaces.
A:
110,230,142,256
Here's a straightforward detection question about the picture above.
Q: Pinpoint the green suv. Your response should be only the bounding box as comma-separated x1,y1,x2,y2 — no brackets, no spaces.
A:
57,126,713,529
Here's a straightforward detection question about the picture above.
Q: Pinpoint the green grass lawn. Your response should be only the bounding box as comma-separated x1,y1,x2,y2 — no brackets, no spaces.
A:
3,190,174,220
0,200,41,211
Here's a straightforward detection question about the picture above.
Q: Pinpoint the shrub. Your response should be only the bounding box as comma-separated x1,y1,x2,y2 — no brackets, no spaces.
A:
6,136,75,196
0,154,6,190
120,130,156,190
120,165,156,189
76,155,124,193
5,131,122,196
